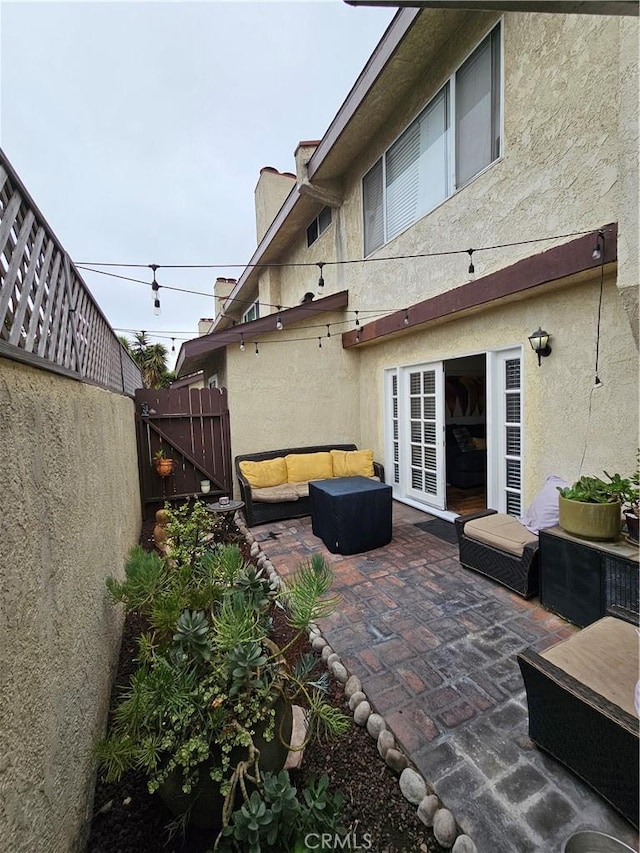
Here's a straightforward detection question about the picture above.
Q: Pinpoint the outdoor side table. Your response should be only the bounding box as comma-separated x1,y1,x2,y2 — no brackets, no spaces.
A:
206,500,245,536
309,476,392,555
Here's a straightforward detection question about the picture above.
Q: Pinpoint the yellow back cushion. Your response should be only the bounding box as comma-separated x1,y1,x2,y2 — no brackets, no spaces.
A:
285,452,333,483
330,449,374,478
239,457,287,489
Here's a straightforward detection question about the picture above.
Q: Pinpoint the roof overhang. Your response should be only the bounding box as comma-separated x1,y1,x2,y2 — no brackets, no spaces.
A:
344,1,638,15
342,225,618,347
176,290,349,377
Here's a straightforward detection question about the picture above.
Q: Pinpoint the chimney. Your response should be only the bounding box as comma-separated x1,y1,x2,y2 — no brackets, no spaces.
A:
294,140,320,185
254,167,296,243
213,277,237,319
198,318,215,336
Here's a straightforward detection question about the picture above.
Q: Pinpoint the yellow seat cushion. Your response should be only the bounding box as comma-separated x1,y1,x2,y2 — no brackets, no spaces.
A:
464,513,538,557
330,449,375,478
239,457,287,489
285,452,333,483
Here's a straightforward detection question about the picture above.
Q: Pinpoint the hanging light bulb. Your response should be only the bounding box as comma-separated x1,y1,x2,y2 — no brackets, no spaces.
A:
326,324,331,338
467,249,475,275
318,337,322,349
355,311,360,327
355,329,361,343
239,334,245,352
403,309,409,325
171,337,175,353
317,262,325,288
592,230,604,260
254,342,259,356
150,263,161,315
276,307,283,331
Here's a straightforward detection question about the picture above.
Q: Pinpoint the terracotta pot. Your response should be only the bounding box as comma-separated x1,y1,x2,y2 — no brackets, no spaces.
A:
558,495,622,541
154,458,174,477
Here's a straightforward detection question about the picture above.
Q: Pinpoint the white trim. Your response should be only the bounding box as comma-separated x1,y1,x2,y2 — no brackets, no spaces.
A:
394,495,459,522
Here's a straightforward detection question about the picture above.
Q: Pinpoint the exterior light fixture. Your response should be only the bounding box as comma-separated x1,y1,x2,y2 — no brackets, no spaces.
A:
528,327,552,366
592,229,604,260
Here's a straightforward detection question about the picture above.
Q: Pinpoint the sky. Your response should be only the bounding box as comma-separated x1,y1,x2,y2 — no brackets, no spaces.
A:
0,0,394,369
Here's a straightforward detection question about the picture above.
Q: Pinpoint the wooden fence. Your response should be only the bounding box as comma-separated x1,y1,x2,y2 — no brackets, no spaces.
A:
0,148,141,396
135,387,232,505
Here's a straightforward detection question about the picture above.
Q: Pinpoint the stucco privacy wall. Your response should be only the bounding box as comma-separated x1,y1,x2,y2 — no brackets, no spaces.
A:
0,360,141,853
357,274,638,508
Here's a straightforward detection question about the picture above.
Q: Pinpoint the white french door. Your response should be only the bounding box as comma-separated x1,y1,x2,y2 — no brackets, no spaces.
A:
487,347,523,516
385,362,445,510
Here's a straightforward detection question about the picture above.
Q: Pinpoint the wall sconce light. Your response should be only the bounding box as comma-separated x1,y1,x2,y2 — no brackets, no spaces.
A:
528,327,552,366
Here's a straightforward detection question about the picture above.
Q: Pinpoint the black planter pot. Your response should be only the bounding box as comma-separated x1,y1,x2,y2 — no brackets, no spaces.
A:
624,511,639,544
157,693,293,829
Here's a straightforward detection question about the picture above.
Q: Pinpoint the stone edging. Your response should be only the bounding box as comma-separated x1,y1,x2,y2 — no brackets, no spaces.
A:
240,520,478,853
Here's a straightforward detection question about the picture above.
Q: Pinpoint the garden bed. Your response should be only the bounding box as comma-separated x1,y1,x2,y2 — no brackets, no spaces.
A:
87,515,444,852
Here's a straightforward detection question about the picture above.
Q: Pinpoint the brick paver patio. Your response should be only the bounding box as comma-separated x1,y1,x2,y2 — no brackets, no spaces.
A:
249,501,639,853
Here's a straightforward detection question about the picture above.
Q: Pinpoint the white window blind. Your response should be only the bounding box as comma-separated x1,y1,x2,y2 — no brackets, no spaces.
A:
363,159,384,256
456,28,501,187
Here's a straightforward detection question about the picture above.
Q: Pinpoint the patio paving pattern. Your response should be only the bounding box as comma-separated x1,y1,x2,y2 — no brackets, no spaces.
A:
249,501,639,853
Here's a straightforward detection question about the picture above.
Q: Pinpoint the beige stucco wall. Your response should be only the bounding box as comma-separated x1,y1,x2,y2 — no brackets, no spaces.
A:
0,360,142,853
226,310,360,493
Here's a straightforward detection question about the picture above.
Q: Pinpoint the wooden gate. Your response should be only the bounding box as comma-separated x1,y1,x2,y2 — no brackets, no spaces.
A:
135,387,232,505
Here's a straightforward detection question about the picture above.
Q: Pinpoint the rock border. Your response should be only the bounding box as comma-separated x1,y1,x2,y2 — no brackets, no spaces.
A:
238,518,478,853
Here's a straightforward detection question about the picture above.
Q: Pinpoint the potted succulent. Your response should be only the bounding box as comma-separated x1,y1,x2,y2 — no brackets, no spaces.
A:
557,471,634,542
153,447,174,477
96,501,349,835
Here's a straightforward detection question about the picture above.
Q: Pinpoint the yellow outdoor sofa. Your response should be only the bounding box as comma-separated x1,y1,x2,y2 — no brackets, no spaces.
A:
235,444,384,527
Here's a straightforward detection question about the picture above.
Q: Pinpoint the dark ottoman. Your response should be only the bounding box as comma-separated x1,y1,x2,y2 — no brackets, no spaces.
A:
309,476,392,555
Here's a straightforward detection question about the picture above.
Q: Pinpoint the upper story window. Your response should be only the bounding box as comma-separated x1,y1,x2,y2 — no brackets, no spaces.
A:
242,300,259,323
363,24,502,256
306,206,332,247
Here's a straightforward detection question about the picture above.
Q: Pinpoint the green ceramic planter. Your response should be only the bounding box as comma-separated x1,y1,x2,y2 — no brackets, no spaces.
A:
558,495,622,541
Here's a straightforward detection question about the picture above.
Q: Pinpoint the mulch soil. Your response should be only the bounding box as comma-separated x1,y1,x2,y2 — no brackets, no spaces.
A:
87,516,445,853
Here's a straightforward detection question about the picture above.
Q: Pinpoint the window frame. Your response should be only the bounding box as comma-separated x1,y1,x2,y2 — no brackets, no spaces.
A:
242,300,260,324
306,206,333,248
362,21,503,256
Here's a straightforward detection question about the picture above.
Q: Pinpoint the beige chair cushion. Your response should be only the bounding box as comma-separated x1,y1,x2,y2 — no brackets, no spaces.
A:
251,484,299,503
464,513,538,557
541,617,639,718
289,481,310,498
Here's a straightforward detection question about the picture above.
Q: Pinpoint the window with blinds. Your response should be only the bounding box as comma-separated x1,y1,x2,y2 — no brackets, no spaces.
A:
363,24,501,256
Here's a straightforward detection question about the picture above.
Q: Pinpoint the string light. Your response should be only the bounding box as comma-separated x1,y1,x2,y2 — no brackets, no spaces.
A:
171,337,175,353
150,263,161,316
317,262,325,288
355,329,361,343
318,337,322,348
254,342,259,356
467,249,475,275
326,325,331,338
240,334,245,352
403,309,409,325
355,311,359,327
276,307,283,331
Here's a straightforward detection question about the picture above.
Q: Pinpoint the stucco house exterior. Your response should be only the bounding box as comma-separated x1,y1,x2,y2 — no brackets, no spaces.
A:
176,5,638,520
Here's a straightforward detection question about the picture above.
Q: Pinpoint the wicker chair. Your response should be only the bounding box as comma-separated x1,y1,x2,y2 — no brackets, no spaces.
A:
455,509,540,598
517,566,640,827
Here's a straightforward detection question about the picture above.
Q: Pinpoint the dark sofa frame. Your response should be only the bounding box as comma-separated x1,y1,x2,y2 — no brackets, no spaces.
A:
455,509,539,598
235,444,385,527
